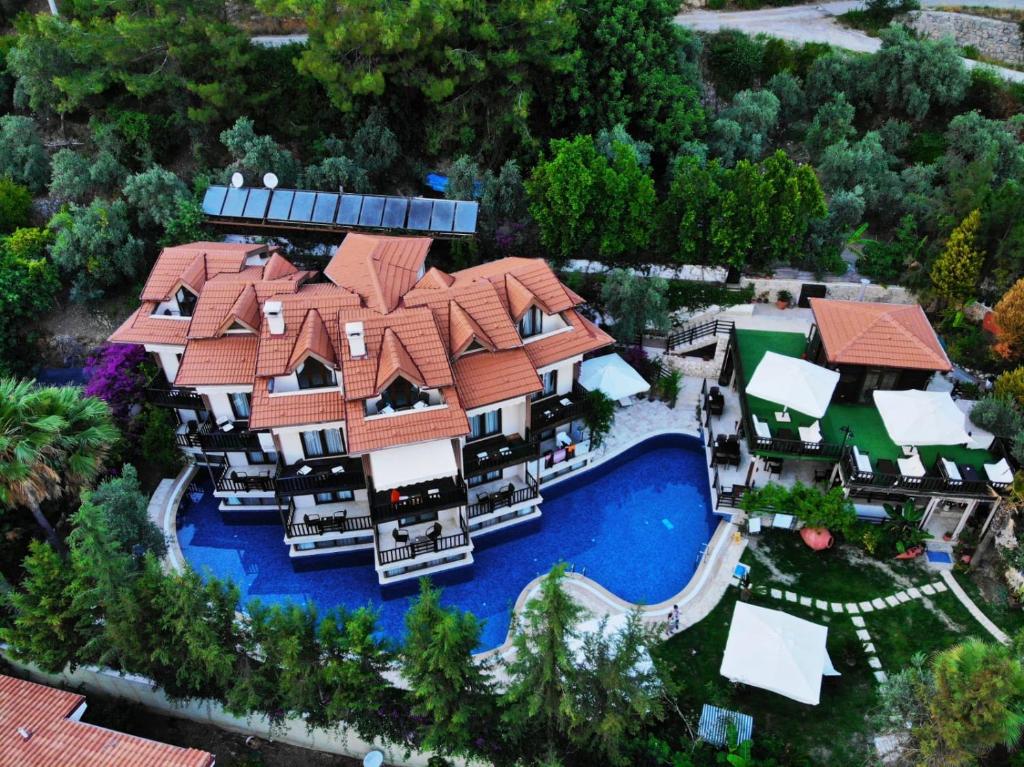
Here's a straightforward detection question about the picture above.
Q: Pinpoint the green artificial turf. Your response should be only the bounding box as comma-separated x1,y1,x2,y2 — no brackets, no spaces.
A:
734,330,996,471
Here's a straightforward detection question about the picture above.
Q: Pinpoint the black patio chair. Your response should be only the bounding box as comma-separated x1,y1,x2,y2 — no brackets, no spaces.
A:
392,528,409,544
426,522,442,541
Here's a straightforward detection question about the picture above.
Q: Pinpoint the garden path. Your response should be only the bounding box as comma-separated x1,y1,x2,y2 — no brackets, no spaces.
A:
940,569,1009,644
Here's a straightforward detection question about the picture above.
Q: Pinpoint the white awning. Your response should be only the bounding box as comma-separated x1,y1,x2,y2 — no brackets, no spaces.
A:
579,353,651,401
873,390,971,446
720,602,829,705
746,352,839,418
368,439,458,491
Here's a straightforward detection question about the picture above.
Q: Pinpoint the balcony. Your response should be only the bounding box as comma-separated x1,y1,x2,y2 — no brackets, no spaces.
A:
467,472,540,519
276,456,366,497
376,517,470,567
530,383,589,431
174,417,209,449
838,448,995,498
463,433,538,477
284,500,373,538
215,464,277,493
369,475,467,523
145,378,206,410
198,420,262,452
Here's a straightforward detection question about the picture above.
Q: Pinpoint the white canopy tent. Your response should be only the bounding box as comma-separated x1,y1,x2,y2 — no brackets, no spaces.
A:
746,351,839,419
873,390,971,447
720,603,831,705
579,353,651,401
368,439,458,491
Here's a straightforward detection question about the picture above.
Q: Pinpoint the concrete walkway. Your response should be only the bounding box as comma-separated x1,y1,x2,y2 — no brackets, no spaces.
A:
940,569,1010,644
676,1,1024,83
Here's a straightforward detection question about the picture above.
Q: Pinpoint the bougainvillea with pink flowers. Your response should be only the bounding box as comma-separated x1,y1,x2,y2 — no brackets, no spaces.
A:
84,343,149,424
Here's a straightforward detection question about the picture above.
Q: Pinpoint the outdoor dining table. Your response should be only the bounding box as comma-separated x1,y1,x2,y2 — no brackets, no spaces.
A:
876,459,899,476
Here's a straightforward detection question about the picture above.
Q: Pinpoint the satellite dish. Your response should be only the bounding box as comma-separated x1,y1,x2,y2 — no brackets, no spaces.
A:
263,172,279,190
230,172,244,189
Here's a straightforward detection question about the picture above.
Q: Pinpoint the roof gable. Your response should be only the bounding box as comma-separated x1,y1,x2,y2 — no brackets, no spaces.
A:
376,327,426,390
324,233,431,313
287,309,336,372
449,300,496,355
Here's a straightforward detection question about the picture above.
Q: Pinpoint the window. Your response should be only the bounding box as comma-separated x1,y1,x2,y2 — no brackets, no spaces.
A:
228,392,251,419
296,357,336,390
301,427,345,458
518,306,543,339
315,489,354,504
532,370,557,400
468,469,501,488
225,496,279,507
246,449,276,465
175,287,197,317
381,377,419,410
398,510,438,527
468,409,502,441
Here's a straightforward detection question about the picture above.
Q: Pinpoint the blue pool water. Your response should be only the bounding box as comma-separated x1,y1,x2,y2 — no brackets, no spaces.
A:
178,433,718,651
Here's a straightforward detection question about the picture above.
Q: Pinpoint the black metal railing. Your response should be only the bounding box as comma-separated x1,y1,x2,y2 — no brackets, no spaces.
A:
712,467,749,509
276,456,366,497
377,519,470,566
530,382,589,430
174,418,210,449
215,465,277,493
285,502,373,538
369,475,467,522
839,448,994,497
467,473,540,518
198,420,262,452
463,434,538,477
145,377,205,410
666,319,734,353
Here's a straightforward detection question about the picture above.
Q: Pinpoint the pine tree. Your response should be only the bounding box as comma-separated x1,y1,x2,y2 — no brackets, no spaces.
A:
402,579,495,757
931,209,984,307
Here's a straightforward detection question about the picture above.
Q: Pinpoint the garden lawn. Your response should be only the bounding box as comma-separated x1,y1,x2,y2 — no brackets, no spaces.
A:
735,330,996,471
953,569,1024,637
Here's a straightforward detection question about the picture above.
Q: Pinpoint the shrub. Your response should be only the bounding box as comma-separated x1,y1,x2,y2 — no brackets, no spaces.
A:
137,405,183,477
0,115,49,193
995,368,1024,408
584,389,615,448
970,396,1024,437
740,482,856,535
0,177,31,234
84,343,149,426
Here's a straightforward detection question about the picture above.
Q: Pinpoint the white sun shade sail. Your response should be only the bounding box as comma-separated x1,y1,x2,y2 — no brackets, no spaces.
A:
579,353,651,401
746,351,839,418
368,439,458,491
873,390,971,446
720,603,829,705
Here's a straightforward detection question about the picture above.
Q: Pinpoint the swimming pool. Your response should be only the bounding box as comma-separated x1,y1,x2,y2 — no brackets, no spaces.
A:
177,433,718,651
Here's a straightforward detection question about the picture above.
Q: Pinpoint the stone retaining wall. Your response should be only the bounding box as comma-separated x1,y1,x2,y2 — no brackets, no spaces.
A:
905,10,1024,65
740,277,915,305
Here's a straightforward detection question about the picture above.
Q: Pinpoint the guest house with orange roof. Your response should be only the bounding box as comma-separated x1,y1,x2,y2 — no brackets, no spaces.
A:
110,236,612,584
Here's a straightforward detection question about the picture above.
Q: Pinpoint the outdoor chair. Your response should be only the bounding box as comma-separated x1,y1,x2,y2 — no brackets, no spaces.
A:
765,458,783,479
426,522,442,541
751,415,771,441
392,528,409,544
985,457,1013,485
937,456,963,486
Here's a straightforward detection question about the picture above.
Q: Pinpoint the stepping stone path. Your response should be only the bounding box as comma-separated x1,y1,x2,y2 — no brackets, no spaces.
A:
754,578,952,687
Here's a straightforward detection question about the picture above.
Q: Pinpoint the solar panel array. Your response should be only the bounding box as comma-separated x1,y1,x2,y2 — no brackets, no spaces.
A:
202,186,478,235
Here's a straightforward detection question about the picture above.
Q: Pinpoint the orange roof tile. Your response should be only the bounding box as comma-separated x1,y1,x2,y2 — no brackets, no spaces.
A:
449,300,496,355
324,233,431,313
451,257,579,316
344,390,469,453
413,267,455,289
139,242,264,301
175,335,259,386
0,674,214,767
375,328,425,390
263,251,299,280
454,348,542,409
255,285,360,377
524,310,614,369
338,308,454,399
248,378,347,429
108,304,190,347
810,299,952,371
179,252,208,295
222,284,261,333
403,280,522,354
287,309,336,372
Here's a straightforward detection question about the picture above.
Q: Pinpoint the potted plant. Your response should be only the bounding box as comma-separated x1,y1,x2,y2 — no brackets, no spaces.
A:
776,289,792,309
884,500,932,558
659,369,683,409
790,483,857,550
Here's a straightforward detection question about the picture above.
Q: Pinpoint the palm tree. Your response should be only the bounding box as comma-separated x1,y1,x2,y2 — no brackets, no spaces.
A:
0,378,118,550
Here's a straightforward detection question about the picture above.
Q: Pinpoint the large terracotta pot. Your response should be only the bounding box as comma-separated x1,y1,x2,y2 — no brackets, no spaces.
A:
800,526,834,550
895,546,923,560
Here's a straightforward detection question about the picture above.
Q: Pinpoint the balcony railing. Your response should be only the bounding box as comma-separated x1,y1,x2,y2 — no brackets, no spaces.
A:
145,378,206,410
369,475,467,522
839,448,994,497
463,433,538,477
198,421,262,452
285,502,373,538
377,519,470,566
215,465,277,493
467,473,540,518
530,383,589,431
174,418,209,449
276,456,366,497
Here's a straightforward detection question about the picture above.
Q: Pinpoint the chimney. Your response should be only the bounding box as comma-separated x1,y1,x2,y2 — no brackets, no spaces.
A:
17,727,31,740
345,321,366,358
264,301,284,335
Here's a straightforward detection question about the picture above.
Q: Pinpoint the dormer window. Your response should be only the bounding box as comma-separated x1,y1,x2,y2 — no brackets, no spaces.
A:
381,376,420,410
518,306,543,339
175,286,197,317
296,357,337,390
464,340,485,354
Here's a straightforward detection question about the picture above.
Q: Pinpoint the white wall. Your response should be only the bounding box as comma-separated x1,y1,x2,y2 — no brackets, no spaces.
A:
465,395,528,438
146,344,185,383
537,356,580,397
195,385,254,424
273,421,348,465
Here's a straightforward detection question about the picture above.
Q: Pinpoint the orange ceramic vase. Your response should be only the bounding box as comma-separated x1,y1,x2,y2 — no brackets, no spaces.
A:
800,526,834,551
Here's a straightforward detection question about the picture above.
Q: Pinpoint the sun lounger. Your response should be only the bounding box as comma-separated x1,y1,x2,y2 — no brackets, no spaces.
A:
852,446,872,475
752,415,771,441
898,454,927,479
985,457,1013,485
938,456,961,482
798,420,822,447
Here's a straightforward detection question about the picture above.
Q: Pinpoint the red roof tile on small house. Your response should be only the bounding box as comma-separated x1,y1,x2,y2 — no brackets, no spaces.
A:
287,309,336,372
523,310,614,370
343,391,469,454
175,335,259,386
454,348,542,409
139,242,264,301
108,304,191,347
248,378,347,430
324,233,431,313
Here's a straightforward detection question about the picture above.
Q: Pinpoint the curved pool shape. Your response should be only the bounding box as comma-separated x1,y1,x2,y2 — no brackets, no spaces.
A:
177,433,717,651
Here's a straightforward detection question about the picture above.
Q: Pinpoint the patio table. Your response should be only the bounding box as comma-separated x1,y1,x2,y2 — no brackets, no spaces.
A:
776,428,796,442
876,459,898,476
960,465,981,483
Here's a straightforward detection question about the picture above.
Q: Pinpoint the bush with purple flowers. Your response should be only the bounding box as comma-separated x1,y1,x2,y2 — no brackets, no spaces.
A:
84,343,148,425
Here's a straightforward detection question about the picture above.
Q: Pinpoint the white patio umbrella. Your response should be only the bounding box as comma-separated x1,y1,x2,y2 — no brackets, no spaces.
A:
720,603,830,705
579,353,651,401
745,351,839,418
873,390,971,446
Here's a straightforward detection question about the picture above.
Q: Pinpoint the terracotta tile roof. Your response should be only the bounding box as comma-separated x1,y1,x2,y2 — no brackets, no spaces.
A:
248,378,347,429
454,348,542,409
403,280,522,354
449,301,496,354
287,309,336,371
108,304,190,347
324,233,431,313
344,389,469,453
186,262,307,340
375,327,425,389
264,251,299,280
337,308,454,399
176,335,258,386
0,674,214,767
451,257,580,316
524,310,614,369
810,299,952,372
414,267,455,289
139,242,265,301
255,285,360,377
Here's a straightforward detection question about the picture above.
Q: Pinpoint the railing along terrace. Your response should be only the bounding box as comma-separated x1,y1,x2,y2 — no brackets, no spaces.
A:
531,382,590,430
145,377,206,410
369,476,467,520
666,318,735,353
840,448,994,497
276,456,366,496
463,434,539,477
377,519,470,566
198,421,262,452
467,473,540,518
215,466,277,493
285,502,373,538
